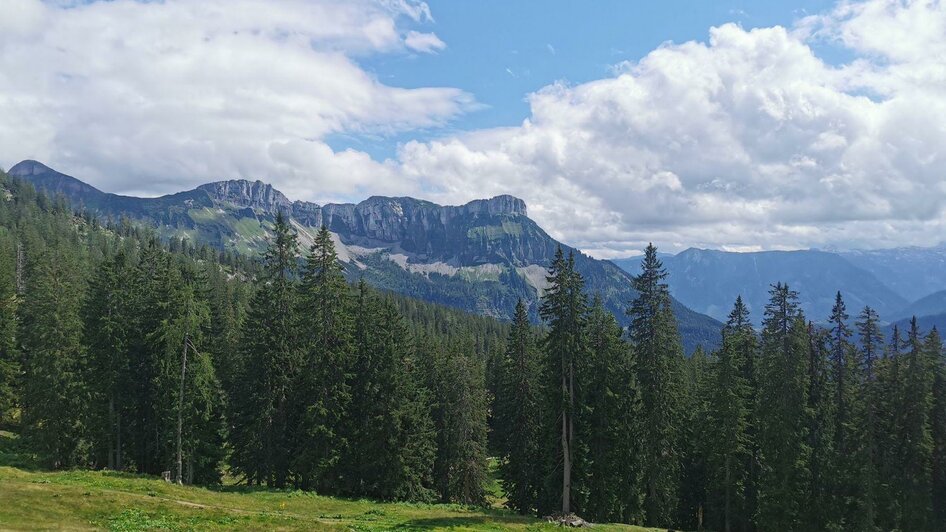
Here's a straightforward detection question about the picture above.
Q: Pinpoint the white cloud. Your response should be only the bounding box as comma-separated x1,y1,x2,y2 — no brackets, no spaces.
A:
404,30,446,53
394,0,946,256
0,0,468,199
3,0,946,258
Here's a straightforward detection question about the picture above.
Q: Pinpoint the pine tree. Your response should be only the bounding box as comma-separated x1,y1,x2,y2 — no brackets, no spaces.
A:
538,247,588,516
627,243,685,527
854,306,884,530
0,230,19,425
875,325,905,530
805,323,839,531
583,295,641,523
20,246,88,468
495,299,543,514
927,327,946,530
346,284,435,500
897,318,934,530
429,337,489,506
229,212,300,487
827,293,867,529
293,226,352,491
703,298,754,532
84,251,134,470
755,283,810,530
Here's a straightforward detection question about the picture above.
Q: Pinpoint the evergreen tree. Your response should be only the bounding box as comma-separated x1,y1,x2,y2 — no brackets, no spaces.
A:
875,325,905,530
538,247,588,516
229,212,299,487
495,299,543,514
827,293,867,530
428,337,489,505
0,230,19,425
703,298,754,532
927,327,946,530
627,243,684,527
583,295,641,523
854,306,884,530
897,318,934,530
293,226,352,491
20,246,88,468
84,251,134,470
756,283,810,531
347,283,436,500
805,324,839,531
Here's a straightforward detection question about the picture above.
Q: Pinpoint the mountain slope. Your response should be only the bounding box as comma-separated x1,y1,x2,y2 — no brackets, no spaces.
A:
615,247,907,325
890,289,946,322
839,245,946,302
9,160,721,352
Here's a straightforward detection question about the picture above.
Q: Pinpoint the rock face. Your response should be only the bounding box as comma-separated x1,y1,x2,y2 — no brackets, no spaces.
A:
7,160,722,352
198,180,291,212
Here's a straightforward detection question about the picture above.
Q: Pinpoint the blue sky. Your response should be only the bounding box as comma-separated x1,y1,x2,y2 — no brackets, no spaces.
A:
3,0,946,256
337,0,838,160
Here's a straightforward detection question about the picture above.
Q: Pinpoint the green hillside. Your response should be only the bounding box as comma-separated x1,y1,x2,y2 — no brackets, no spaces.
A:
0,432,652,532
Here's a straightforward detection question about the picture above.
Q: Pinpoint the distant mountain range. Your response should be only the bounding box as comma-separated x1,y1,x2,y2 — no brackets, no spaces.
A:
8,160,721,352
615,246,946,327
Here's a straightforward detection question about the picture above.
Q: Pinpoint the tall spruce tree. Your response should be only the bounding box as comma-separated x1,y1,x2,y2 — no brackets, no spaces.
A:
827,293,867,529
703,298,754,532
495,299,543,514
293,226,352,491
805,323,839,531
927,327,946,530
538,247,588,516
229,212,299,487
347,283,436,501
584,295,641,523
897,318,934,530
627,243,684,527
0,230,19,425
756,283,811,531
854,306,884,530
428,336,489,506
84,251,134,470
20,246,88,468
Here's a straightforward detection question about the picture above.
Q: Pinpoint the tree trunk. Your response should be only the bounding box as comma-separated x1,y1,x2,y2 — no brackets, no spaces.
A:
562,370,571,515
176,334,188,485
108,394,115,470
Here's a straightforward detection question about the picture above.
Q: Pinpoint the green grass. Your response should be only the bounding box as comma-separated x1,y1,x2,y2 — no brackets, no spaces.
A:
0,432,657,531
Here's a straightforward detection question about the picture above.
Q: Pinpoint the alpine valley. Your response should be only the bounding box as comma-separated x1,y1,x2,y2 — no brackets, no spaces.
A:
8,160,722,352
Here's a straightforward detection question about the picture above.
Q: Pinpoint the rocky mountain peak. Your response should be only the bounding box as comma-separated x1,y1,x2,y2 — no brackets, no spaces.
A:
8,160,54,176
197,179,292,211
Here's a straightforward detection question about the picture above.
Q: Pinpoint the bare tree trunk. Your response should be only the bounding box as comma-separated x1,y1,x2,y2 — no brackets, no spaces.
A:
108,395,115,470
176,334,189,485
116,410,123,470
562,370,571,515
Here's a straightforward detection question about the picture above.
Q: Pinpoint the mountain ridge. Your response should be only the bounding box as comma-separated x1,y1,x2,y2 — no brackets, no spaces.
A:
7,159,722,352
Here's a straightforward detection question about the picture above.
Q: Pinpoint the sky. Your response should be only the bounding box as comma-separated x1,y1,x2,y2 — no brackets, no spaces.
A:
2,0,946,258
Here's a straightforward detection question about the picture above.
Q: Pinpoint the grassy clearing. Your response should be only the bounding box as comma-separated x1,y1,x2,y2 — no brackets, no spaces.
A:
0,432,657,531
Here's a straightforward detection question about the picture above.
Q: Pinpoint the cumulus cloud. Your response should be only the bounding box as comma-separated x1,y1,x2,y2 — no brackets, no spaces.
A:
397,0,946,256
404,30,446,53
0,0,466,199
3,0,946,257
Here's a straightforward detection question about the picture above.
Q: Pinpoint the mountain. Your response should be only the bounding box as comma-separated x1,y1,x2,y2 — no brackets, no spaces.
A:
8,160,722,352
838,245,946,303
614,247,908,325
890,289,946,322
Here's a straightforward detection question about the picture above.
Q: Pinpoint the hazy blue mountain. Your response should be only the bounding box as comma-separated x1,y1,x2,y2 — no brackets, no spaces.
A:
890,289,946,322
9,160,721,352
614,247,907,325
839,245,946,302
